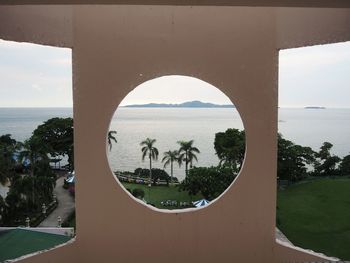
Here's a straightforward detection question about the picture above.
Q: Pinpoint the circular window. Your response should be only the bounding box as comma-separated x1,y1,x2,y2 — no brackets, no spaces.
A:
107,75,245,211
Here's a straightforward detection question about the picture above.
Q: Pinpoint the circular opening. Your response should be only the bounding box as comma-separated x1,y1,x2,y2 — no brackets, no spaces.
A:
107,75,245,211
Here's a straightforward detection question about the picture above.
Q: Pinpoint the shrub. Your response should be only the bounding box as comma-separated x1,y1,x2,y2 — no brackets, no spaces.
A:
132,188,145,199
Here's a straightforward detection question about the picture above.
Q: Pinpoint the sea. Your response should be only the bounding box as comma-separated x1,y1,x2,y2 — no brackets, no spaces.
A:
0,107,349,182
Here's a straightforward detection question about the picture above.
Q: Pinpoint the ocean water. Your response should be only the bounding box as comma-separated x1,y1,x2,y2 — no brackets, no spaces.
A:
0,107,349,181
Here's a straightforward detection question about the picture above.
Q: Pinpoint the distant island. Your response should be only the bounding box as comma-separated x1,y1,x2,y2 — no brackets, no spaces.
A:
123,100,235,108
304,106,326,109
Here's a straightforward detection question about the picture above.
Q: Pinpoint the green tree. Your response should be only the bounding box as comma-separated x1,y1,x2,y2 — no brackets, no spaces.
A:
162,150,179,184
33,117,74,170
107,130,117,151
214,128,245,172
177,140,200,177
278,134,315,181
0,134,19,185
20,136,50,177
140,138,159,186
134,168,171,185
339,154,350,176
180,166,235,200
314,142,341,176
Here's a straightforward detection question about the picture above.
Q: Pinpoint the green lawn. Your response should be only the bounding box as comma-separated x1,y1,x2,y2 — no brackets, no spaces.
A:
277,177,350,261
122,182,203,209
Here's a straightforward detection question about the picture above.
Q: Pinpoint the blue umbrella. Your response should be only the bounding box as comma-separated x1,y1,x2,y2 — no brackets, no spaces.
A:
192,199,209,208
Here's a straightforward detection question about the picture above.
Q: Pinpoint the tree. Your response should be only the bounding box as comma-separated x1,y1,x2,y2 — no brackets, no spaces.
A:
134,168,171,185
0,134,19,185
20,136,50,177
180,166,235,200
107,130,117,151
177,140,200,177
33,117,74,170
214,128,245,172
162,150,179,184
314,142,341,176
140,138,159,186
278,134,315,181
339,154,350,176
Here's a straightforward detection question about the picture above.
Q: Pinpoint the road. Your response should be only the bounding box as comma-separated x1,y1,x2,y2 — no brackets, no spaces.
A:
39,176,75,227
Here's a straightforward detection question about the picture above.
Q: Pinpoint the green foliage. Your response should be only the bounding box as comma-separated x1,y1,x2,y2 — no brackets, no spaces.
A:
122,182,203,209
177,140,200,176
33,117,74,170
214,128,245,172
339,155,350,176
134,168,171,185
180,166,235,200
314,142,341,176
140,138,159,183
162,150,179,183
278,134,315,181
132,188,145,199
0,135,18,185
107,130,117,151
0,195,5,225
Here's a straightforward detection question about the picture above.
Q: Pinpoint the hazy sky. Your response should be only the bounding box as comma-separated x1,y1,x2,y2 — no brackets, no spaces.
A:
0,39,349,108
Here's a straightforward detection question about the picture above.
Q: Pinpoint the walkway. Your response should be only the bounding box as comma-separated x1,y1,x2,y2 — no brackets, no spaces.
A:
39,176,75,227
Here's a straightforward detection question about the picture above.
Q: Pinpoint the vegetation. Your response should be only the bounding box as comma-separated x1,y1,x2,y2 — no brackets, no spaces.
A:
32,117,74,170
180,166,235,200
0,117,73,226
122,182,203,208
277,134,315,181
177,140,200,177
314,142,341,176
162,150,179,183
107,130,117,151
277,178,350,261
134,168,172,186
140,138,159,185
214,128,245,172
339,154,350,176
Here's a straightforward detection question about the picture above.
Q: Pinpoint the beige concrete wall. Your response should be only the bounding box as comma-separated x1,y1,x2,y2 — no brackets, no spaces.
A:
0,4,349,263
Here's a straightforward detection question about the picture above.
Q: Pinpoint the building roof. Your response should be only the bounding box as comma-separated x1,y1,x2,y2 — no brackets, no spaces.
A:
0,228,71,262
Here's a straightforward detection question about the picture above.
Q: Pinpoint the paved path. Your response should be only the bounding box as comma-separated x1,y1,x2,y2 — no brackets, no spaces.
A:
39,176,75,227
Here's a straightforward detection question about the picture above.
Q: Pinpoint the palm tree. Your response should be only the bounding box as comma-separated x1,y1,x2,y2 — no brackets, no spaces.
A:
140,138,159,186
162,150,179,184
107,130,117,151
20,136,49,177
177,140,200,177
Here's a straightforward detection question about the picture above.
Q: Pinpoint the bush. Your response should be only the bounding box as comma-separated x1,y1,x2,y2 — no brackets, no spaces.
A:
132,188,145,199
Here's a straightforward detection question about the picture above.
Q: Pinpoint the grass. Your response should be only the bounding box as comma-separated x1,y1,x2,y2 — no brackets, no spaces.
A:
122,182,203,209
277,177,350,261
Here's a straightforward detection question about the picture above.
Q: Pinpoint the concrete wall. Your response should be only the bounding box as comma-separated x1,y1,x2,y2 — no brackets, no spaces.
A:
0,4,349,263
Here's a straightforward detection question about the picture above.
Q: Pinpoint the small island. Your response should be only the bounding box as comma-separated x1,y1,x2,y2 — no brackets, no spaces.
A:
123,100,235,108
304,106,326,109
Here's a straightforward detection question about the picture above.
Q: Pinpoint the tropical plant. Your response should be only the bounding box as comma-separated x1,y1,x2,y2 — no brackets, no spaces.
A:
314,142,341,176
33,117,74,169
339,154,350,176
107,130,117,151
180,166,235,200
0,134,19,185
177,140,200,177
140,138,159,185
214,128,245,172
162,150,179,184
20,136,49,177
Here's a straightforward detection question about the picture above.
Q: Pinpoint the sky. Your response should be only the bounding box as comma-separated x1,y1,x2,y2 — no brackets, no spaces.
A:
0,39,349,108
